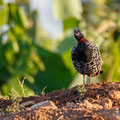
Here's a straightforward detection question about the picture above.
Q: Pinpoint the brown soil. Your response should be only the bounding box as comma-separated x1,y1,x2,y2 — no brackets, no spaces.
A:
0,82,120,120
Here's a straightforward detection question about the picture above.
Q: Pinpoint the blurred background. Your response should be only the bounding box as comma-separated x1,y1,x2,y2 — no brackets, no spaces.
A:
0,0,120,96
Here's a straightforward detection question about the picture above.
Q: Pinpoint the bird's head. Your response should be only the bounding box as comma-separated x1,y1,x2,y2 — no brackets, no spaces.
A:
74,29,84,41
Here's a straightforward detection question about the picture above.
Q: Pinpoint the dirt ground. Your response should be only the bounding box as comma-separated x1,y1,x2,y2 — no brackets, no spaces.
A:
0,82,120,120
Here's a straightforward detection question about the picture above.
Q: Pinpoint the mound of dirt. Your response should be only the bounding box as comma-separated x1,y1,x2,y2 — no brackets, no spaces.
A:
1,82,120,120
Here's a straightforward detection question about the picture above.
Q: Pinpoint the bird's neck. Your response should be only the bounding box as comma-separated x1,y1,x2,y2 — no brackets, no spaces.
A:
78,37,88,43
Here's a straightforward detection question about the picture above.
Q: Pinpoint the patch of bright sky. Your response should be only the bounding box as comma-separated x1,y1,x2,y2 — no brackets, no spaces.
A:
30,0,63,39
4,0,15,3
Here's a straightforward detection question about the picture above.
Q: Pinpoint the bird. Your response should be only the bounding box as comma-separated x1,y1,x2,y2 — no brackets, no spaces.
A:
71,29,103,85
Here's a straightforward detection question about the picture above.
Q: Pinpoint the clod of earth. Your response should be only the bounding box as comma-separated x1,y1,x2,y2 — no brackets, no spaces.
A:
108,90,120,100
100,98,113,109
0,82,120,120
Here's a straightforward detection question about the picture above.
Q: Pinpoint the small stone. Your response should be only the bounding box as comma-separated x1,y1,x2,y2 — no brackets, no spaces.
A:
91,103,103,110
96,95,100,100
108,90,120,100
107,107,120,120
30,100,57,109
112,83,120,88
81,99,103,110
82,99,93,108
100,98,112,109
65,102,76,108
56,101,59,104
32,116,35,119
26,108,31,111
55,112,58,116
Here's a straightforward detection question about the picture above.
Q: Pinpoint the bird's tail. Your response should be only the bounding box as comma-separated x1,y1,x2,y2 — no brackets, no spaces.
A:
94,69,103,76
100,70,103,74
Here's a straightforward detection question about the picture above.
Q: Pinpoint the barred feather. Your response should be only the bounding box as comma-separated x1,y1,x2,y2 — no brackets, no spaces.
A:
71,40,102,77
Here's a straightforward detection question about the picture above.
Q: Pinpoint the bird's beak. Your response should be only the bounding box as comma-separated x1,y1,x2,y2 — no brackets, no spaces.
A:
74,29,80,35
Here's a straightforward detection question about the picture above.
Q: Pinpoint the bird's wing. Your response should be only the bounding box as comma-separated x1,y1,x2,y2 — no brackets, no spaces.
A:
75,42,94,62
84,47,94,62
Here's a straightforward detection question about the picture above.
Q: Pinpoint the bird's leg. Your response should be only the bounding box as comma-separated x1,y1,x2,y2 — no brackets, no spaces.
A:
89,75,91,84
83,75,86,85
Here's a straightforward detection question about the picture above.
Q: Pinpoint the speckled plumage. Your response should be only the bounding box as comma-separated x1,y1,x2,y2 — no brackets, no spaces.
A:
71,29,103,84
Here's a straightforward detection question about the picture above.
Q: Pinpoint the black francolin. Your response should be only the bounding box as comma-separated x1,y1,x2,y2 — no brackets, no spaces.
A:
71,29,103,84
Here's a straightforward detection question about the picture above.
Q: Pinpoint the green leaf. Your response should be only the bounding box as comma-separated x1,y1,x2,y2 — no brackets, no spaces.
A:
61,49,76,75
53,0,83,20
25,46,74,93
0,4,9,26
12,40,19,53
9,4,18,22
9,4,29,29
18,7,29,29
30,51,45,71
57,35,76,54
28,10,38,41
63,17,79,31
0,0,3,5
5,49,14,65
13,25,25,35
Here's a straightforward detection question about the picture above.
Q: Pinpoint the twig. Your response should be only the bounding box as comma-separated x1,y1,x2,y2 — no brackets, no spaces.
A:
17,77,26,97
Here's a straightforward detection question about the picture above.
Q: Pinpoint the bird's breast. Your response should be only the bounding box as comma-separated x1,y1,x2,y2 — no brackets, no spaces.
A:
71,41,102,76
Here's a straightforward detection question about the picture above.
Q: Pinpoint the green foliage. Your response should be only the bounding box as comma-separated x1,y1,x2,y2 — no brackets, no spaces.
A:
0,0,76,96
57,35,75,54
5,89,23,115
76,85,87,96
0,0,120,96
53,0,82,31
53,0,82,20
63,18,79,31
25,46,75,92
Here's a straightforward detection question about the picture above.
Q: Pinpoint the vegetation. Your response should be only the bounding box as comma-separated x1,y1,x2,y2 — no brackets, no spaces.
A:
0,79,25,115
0,0,120,96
